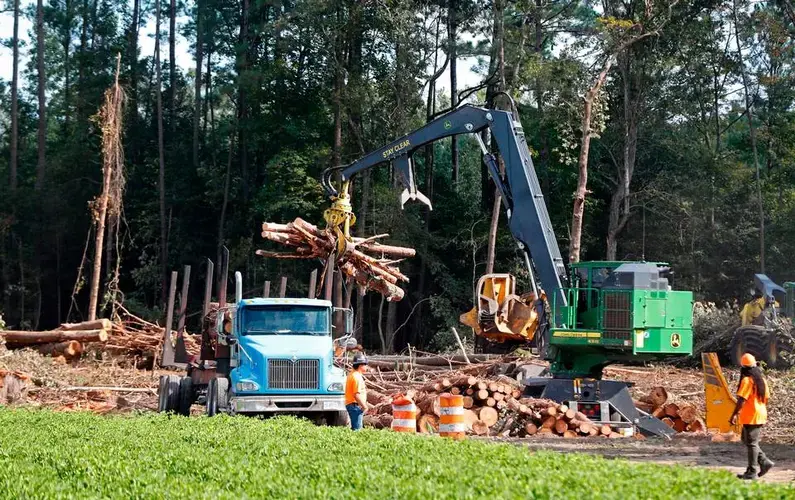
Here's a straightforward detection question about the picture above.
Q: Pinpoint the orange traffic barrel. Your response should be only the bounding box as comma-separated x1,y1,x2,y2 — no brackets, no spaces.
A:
391,396,417,433
439,393,466,439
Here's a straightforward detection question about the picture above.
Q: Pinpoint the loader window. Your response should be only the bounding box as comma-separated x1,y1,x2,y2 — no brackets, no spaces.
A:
241,306,331,336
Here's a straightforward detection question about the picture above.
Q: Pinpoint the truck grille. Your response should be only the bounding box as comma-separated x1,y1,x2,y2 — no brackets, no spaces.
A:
267,359,319,390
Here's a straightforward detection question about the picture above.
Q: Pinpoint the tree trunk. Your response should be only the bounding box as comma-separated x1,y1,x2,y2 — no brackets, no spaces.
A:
35,0,47,191
63,0,72,131
126,0,140,158
217,136,233,283
193,0,203,171
237,0,250,202
484,0,506,275
169,0,176,131
569,58,614,263
448,0,459,185
606,54,638,260
10,0,19,192
732,0,765,272
155,0,168,304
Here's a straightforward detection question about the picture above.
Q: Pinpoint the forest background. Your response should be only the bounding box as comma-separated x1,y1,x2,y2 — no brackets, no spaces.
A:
1,0,793,352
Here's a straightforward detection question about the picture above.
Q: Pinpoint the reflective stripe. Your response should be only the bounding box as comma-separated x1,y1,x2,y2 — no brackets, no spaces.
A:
438,424,466,433
391,419,416,431
392,404,416,412
439,406,464,416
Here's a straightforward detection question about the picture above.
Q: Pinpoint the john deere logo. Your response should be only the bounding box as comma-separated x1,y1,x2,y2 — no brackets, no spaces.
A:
444,120,452,130
670,333,681,348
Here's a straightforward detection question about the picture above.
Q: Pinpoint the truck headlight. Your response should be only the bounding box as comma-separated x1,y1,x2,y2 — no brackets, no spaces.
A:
236,381,259,392
327,382,344,392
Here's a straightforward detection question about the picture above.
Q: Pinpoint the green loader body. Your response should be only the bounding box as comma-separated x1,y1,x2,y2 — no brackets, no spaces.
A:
548,261,694,378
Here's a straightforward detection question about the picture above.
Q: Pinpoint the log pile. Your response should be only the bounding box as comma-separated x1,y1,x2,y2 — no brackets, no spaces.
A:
258,219,415,301
0,319,111,363
634,386,706,434
108,306,200,358
366,373,637,438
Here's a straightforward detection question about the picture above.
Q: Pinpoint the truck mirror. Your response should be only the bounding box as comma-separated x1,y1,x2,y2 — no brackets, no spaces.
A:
334,307,354,335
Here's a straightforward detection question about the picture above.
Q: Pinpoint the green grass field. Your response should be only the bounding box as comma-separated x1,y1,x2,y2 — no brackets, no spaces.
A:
0,409,791,499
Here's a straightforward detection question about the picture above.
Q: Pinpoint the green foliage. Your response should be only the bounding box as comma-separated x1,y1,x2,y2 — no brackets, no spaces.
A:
0,409,791,499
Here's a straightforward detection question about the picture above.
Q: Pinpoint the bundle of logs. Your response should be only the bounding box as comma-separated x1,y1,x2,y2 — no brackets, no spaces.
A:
0,306,200,364
364,370,708,439
0,319,112,363
258,218,416,301
634,386,706,434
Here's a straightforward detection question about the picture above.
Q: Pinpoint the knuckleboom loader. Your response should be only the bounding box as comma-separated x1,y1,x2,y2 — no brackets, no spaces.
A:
157,256,353,426
321,99,694,437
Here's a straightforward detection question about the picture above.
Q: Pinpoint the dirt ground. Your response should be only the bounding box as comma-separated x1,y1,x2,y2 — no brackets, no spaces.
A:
495,435,795,484
3,348,794,483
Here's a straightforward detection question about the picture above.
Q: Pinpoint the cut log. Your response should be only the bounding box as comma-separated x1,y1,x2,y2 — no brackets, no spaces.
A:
476,381,488,391
478,407,499,427
451,375,478,387
59,319,112,331
367,390,388,406
652,407,666,419
541,406,558,418
537,427,554,435
642,386,668,408
512,389,522,399
495,400,507,410
488,382,499,393
608,432,623,439
463,409,479,431
600,424,612,436
687,418,705,433
475,389,489,400
673,418,687,433
578,422,594,435
486,397,496,407
574,411,589,423
678,404,698,424
472,420,489,436
417,414,439,434
634,400,654,413
661,417,675,428
492,392,505,402
663,403,680,418
417,394,441,417
37,340,83,359
462,396,474,409
2,329,108,347
524,423,538,436
563,408,577,421
450,387,461,396
558,404,569,413
563,430,578,439
588,426,600,437
541,416,557,429
554,418,569,435
465,388,474,396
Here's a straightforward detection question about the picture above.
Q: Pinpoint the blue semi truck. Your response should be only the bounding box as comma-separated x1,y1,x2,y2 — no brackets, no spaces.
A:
157,267,352,426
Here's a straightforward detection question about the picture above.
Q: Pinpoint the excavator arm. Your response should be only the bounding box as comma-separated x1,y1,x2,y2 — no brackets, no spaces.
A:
321,104,568,311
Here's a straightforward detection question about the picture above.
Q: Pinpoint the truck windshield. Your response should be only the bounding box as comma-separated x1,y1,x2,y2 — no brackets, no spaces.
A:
241,306,330,335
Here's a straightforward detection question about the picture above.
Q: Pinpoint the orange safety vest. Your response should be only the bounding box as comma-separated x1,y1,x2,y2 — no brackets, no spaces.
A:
345,370,366,406
737,376,770,425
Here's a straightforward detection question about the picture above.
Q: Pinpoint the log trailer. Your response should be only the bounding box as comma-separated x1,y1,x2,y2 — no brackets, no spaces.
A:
321,101,694,437
156,251,351,425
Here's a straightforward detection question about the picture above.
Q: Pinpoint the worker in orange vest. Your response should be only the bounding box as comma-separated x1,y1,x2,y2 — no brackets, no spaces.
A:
730,353,773,480
345,353,370,430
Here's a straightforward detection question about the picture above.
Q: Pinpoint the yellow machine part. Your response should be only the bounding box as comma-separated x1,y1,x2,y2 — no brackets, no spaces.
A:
701,352,742,435
460,274,541,343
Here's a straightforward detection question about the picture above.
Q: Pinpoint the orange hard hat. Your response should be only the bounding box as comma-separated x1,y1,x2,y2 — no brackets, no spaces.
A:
741,353,757,367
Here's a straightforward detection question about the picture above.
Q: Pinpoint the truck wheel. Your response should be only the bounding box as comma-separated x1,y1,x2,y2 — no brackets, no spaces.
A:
157,375,180,413
326,410,350,427
206,377,229,416
730,326,779,368
177,377,193,416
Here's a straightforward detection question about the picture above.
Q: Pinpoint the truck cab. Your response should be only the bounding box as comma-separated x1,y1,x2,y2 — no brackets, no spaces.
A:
157,271,350,426
221,298,348,422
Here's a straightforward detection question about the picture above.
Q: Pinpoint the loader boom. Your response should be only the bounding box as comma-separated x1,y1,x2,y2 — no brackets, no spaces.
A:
322,105,568,311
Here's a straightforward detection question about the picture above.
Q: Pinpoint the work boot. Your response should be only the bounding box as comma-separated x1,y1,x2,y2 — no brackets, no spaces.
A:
759,460,775,478
737,471,759,480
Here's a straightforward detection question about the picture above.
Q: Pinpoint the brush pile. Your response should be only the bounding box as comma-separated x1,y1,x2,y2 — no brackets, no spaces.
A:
258,219,415,301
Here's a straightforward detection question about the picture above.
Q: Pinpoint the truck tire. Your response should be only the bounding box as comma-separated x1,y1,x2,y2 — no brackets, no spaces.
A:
157,375,180,413
326,410,350,427
206,377,229,416
730,326,779,368
177,377,193,416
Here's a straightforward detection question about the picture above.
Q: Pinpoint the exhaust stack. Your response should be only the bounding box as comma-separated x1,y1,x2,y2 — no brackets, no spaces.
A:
235,271,243,303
